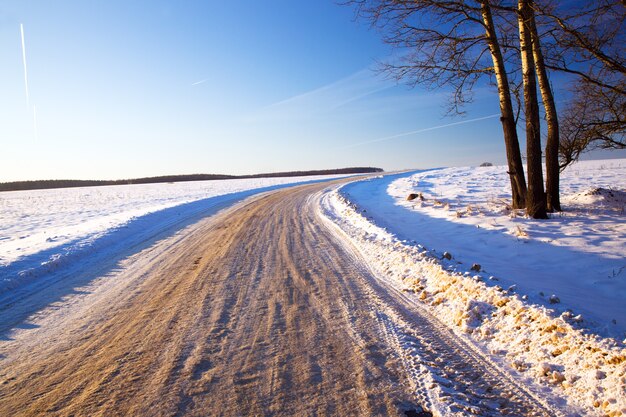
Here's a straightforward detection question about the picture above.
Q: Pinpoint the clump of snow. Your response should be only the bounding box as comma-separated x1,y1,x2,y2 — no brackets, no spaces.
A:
320,161,626,416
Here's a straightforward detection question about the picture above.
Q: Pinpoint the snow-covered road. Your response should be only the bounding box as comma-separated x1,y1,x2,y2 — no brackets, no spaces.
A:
1,161,623,416
0,175,349,296
0,179,563,416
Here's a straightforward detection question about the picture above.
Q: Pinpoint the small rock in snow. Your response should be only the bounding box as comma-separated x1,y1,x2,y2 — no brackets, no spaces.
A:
407,193,419,201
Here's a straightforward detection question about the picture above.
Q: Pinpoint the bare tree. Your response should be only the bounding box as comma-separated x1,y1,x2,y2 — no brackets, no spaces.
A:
498,0,623,210
479,0,527,209
559,79,626,168
345,0,623,216
536,0,626,168
527,3,560,212
518,0,548,218
346,0,528,208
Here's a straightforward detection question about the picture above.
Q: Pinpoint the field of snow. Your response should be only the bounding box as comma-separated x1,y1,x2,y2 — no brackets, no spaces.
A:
0,174,347,292
320,158,626,416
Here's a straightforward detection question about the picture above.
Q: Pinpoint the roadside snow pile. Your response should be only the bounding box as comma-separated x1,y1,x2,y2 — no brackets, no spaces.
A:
0,174,347,291
320,164,626,416
346,159,625,339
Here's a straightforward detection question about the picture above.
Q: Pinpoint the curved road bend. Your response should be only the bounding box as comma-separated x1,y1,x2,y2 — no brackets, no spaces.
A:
0,180,555,416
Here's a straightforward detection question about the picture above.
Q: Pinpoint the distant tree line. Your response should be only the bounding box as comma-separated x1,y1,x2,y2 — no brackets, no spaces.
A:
0,167,383,192
346,0,624,218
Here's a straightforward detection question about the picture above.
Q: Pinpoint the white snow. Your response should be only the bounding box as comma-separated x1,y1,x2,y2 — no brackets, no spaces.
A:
0,175,347,292
320,159,626,416
351,159,626,338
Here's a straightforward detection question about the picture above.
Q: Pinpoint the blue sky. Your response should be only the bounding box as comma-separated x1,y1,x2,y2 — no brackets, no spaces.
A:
2,0,516,181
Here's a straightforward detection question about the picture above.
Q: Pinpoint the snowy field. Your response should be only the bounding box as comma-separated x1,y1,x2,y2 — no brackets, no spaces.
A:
0,174,347,292
321,158,626,416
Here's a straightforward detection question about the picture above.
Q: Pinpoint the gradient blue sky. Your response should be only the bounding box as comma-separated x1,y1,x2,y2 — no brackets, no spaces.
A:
0,1,542,181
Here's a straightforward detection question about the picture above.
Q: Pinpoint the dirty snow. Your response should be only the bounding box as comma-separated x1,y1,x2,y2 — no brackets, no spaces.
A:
320,159,626,416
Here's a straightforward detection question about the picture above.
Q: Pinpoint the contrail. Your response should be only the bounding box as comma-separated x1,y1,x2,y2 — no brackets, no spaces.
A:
191,78,208,86
340,113,501,149
20,23,30,106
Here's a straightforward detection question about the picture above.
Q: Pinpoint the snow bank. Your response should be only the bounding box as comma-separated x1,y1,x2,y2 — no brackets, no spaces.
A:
350,160,626,339
320,163,626,416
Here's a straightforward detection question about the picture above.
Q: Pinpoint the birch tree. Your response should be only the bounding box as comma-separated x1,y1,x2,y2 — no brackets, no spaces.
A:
347,0,528,209
527,4,560,212
518,0,548,218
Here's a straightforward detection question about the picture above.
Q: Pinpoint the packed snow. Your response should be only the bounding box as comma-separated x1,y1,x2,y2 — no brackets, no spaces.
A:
320,158,626,416
0,175,347,292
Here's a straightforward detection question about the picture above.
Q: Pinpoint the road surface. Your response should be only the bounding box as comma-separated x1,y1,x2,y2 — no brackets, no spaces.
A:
0,180,556,416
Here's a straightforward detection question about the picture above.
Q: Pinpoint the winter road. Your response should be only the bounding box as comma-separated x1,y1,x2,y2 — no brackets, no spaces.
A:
0,180,556,416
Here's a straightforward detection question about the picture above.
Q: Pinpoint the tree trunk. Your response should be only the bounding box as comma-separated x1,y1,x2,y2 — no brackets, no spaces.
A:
528,6,561,212
519,0,548,219
480,1,527,209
